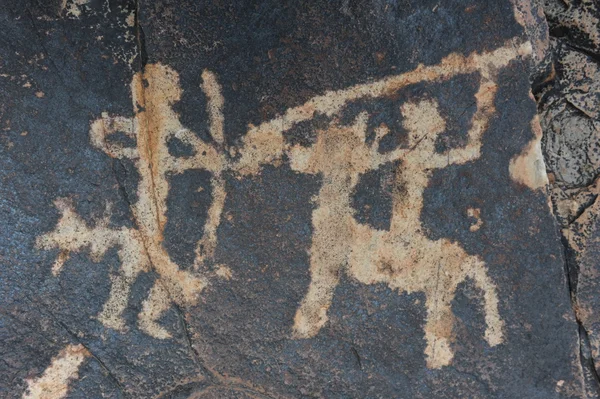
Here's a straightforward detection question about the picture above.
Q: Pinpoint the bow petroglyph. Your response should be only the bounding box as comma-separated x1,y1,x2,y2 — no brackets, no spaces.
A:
37,64,229,339
37,39,532,369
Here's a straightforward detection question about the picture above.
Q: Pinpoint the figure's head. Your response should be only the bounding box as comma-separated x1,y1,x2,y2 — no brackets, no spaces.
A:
132,63,182,110
36,199,115,271
400,98,446,149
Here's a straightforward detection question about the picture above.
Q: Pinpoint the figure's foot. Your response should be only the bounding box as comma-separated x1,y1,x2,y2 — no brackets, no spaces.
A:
97,311,127,334
138,283,173,339
172,270,208,305
292,302,329,339
485,321,504,347
138,317,172,340
424,334,453,369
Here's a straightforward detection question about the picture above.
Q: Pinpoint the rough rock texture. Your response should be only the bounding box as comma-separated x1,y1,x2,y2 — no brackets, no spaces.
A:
536,0,600,398
0,0,591,398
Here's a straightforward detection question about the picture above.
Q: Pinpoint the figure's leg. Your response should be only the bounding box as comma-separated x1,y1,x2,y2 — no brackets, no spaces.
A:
293,206,348,339
98,240,145,332
466,257,504,347
423,283,456,369
194,174,227,271
138,281,173,339
293,263,341,339
138,264,207,339
98,273,137,332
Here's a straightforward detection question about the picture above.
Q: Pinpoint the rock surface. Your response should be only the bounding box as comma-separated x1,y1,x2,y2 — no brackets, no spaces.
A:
0,0,591,398
537,0,600,397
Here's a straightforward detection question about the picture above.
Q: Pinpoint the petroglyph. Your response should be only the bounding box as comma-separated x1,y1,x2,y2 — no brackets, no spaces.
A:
38,64,227,338
22,344,89,399
468,208,483,232
291,95,505,369
36,199,150,333
286,40,530,369
37,38,531,367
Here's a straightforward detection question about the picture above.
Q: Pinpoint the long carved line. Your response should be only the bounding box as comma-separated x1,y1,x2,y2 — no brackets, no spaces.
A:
233,39,531,175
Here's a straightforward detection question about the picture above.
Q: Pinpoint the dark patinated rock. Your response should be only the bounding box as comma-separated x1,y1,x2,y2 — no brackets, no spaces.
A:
0,0,588,398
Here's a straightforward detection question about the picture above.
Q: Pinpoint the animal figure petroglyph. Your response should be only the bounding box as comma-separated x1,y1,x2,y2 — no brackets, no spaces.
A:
37,39,531,367
290,98,503,369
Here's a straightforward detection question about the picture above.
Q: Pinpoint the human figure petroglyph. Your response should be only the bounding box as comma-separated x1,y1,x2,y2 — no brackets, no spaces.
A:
37,39,531,364
38,64,228,339
286,42,529,368
290,96,505,369
36,198,150,333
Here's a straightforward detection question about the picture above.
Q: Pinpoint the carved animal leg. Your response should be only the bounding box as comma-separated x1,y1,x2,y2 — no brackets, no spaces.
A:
138,281,173,339
96,232,147,332
466,257,504,347
293,206,349,339
98,273,137,332
194,174,227,271
423,274,456,369
293,263,340,339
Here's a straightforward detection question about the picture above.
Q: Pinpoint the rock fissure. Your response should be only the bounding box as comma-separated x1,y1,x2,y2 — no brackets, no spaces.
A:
25,296,128,398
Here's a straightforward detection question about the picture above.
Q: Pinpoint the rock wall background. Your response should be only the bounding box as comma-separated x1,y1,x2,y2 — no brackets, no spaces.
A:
535,0,600,397
0,0,599,397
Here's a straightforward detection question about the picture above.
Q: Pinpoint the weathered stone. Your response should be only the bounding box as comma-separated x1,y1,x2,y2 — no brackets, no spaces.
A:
542,0,600,56
0,0,588,398
536,0,600,397
513,0,554,85
540,40,600,195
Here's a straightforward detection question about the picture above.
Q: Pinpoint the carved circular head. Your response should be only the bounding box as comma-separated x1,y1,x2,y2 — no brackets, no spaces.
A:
400,98,446,148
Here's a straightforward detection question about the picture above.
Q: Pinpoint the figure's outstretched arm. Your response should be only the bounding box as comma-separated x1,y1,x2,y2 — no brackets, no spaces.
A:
165,69,227,175
383,77,498,170
200,70,225,147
